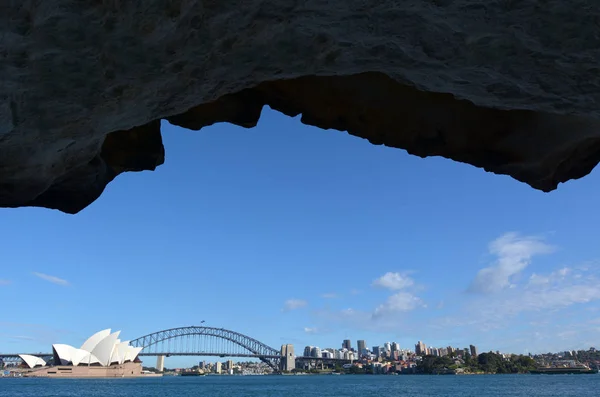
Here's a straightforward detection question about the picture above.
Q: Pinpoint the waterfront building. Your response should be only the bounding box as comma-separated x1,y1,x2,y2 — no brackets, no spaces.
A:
215,362,222,374
20,329,143,378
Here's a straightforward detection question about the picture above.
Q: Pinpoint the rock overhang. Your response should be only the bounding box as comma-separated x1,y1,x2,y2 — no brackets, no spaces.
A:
2,1,600,214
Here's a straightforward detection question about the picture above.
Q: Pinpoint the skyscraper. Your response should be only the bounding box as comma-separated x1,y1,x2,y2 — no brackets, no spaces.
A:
357,340,366,356
303,346,313,357
342,339,352,350
415,341,426,355
310,347,321,358
470,345,478,357
384,342,391,352
372,346,381,357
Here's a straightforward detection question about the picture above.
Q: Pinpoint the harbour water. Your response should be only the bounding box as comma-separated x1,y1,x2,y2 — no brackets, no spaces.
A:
1,374,599,397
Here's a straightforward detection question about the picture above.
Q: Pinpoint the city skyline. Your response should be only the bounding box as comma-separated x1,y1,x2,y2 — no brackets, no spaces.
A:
2,108,600,368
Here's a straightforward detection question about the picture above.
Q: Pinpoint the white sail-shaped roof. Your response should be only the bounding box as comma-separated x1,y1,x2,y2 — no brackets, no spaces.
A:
71,348,91,366
50,329,138,367
53,344,78,365
80,329,111,352
123,346,142,363
91,331,120,366
78,351,101,366
112,341,130,365
19,354,46,368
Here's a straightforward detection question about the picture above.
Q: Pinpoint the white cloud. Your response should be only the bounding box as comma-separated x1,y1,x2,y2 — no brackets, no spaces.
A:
9,335,34,341
459,266,600,329
372,272,414,290
321,293,338,299
469,232,555,293
373,292,424,317
304,327,319,334
528,267,570,286
32,272,69,286
0,279,11,286
282,299,307,311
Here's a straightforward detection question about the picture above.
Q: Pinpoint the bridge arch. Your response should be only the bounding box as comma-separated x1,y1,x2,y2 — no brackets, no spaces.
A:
129,326,281,371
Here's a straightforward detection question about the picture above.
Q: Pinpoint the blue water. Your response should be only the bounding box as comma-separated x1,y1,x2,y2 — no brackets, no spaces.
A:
1,375,598,396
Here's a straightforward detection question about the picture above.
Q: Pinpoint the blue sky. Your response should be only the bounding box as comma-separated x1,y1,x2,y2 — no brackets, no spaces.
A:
1,108,600,367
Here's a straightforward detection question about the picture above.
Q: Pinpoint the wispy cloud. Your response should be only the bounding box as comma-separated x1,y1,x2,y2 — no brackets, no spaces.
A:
443,265,600,333
372,272,414,290
8,335,35,341
321,293,338,299
308,234,599,353
32,272,69,286
468,232,555,293
304,327,319,334
282,299,307,311
0,279,11,286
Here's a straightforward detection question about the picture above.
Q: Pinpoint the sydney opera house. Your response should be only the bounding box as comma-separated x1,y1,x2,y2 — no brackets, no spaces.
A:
20,329,144,378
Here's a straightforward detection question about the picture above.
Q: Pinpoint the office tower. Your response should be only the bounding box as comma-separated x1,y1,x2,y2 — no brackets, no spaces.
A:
311,347,321,358
372,346,382,357
342,339,352,350
415,341,426,355
303,346,313,357
357,340,366,356
470,345,478,357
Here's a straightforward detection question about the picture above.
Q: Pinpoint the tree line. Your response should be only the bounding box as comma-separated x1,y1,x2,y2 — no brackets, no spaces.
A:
417,352,537,374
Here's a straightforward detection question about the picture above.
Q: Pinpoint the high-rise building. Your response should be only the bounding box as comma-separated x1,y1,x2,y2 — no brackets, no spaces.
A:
303,346,313,357
342,339,352,350
415,341,426,355
470,345,478,357
384,342,391,352
357,340,366,356
280,344,295,371
227,360,234,370
391,342,399,353
215,362,222,374
310,347,321,358
372,346,381,357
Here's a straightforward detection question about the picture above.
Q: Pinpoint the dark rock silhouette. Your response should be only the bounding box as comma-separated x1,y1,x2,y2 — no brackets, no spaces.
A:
2,1,600,213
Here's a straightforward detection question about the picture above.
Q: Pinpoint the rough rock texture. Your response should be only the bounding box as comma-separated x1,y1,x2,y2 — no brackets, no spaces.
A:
2,1,600,213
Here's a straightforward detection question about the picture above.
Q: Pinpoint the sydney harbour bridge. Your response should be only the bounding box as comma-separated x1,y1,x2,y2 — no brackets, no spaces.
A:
0,325,348,372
